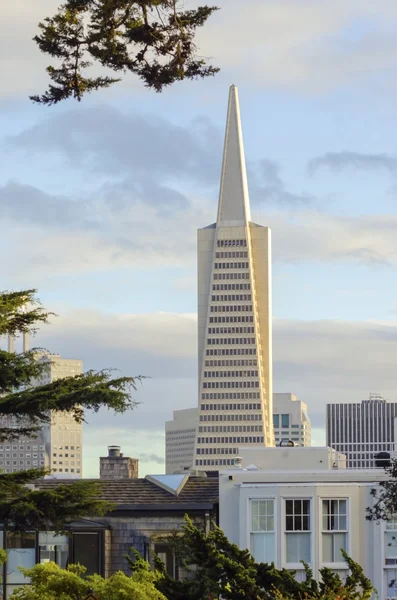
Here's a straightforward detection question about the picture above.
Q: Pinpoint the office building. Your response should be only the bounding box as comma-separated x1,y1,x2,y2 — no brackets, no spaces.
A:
326,394,397,468
167,394,310,472
194,85,273,470
165,408,198,474
219,445,393,595
273,393,311,446
0,352,83,476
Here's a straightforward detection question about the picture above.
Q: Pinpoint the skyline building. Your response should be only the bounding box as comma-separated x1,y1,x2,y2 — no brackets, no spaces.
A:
165,408,198,474
166,393,311,472
273,393,311,446
0,348,83,476
193,85,273,470
326,393,397,468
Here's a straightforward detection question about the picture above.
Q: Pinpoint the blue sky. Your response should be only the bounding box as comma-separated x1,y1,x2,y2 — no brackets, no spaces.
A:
2,0,397,476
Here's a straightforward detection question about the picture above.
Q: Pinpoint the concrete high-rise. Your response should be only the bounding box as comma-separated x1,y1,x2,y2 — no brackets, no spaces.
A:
0,353,83,476
165,408,198,474
194,85,273,470
273,393,311,446
326,394,397,468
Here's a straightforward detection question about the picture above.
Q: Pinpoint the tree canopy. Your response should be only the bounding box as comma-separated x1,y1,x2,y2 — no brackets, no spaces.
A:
31,0,219,105
366,458,397,522
0,288,140,532
127,517,374,600
9,559,166,600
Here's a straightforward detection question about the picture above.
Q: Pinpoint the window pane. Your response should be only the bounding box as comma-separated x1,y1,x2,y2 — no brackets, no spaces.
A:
266,500,274,516
294,500,302,514
338,500,347,515
286,516,294,531
286,533,310,563
322,533,333,562
302,515,310,531
302,500,310,515
39,532,69,568
6,532,35,584
251,533,275,564
266,516,274,531
339,516,347,530
386,532,397,558
285,500,293,516
273,415,280,428
252,515,260,532
334,533,347,562
281,414,289,428
73,533,100,576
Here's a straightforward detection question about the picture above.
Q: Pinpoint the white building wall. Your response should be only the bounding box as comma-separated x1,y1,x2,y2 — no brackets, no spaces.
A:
165,408,198,474
219,447,391,597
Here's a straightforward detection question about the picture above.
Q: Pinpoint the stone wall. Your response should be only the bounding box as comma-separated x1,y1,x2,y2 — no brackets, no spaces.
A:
99,456,138,480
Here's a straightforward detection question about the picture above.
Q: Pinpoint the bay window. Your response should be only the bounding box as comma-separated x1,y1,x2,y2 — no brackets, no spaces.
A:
250,499,275,563
285,499,311,564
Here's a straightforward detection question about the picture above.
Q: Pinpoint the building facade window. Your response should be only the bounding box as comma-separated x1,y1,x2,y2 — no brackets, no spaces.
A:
281,414,290,428
321,499,347,563
250,499,275,563
285,499,311,564
273,414,280,428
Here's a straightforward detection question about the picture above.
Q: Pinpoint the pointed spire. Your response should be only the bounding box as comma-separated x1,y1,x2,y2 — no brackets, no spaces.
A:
217,85,251,226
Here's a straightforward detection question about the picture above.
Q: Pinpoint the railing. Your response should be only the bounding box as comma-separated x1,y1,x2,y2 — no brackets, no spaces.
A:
330,441,397,470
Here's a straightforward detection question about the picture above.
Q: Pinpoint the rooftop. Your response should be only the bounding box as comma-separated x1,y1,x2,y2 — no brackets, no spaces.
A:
36,475,219,507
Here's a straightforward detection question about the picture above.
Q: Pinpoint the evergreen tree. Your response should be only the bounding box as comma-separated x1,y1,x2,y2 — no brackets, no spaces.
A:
0,288,140,532
30,0,219,105
127,516,374,600
366,458,397,522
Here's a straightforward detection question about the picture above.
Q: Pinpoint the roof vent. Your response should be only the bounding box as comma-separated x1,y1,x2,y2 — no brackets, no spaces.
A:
108,445,121,457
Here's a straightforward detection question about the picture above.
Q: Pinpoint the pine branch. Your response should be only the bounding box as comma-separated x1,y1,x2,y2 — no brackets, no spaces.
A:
30,0,219,104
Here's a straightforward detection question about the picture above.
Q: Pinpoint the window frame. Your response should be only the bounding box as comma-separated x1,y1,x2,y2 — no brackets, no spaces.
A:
283,497,312,569
249,498,276,564
320,498,349,567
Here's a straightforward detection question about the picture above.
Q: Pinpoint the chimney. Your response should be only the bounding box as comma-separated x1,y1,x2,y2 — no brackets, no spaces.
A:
99,446,139,480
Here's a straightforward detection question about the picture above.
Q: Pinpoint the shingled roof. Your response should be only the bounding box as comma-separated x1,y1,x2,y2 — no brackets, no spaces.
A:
36,475,219,507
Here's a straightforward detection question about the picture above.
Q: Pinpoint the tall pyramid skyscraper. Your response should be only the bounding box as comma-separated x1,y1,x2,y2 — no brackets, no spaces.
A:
194,85,273,470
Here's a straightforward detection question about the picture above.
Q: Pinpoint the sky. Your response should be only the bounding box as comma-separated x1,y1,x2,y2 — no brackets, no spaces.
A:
2,0,397,477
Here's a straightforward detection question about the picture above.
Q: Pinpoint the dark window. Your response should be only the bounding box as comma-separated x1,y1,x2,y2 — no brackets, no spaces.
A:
72,532,102,576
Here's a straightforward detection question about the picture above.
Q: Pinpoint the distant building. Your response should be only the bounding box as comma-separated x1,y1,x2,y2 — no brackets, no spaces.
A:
0,352,83,476
166,393,310,472
273,393,311,446
165,408,198,474
194,85,273,470
326,394,397,468
100,445,138,479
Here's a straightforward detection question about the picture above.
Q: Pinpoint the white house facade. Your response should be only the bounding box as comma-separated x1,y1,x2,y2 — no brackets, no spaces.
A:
219,446,396,598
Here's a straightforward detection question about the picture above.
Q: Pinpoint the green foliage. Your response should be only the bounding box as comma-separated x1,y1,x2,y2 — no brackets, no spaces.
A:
366,458,397,522
30,0,219,105
0,288,141,531
8,560,166,600
131,516,375,600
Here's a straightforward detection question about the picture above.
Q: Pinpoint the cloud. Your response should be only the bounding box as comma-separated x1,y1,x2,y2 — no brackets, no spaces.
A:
308,151,397,175
4,0,397,98
252,160,314,207
8,106,221,187
137,453,165,465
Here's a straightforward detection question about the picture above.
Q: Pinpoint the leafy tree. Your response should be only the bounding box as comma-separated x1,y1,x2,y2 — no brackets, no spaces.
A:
0,288,140,532
366,458,397,523
31,0,219,105
8,559,166,600
127,517,374,600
